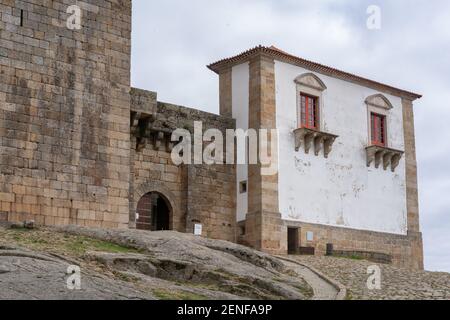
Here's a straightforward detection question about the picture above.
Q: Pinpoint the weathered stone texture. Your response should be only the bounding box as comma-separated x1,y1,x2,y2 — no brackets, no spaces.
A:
402,98,423,269
0,1,236,242
219,67,232,117
402,99,420,233
0,0,132,228
129,91,236,242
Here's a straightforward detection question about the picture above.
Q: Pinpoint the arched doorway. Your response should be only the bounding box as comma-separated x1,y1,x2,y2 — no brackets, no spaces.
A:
136,192,171,231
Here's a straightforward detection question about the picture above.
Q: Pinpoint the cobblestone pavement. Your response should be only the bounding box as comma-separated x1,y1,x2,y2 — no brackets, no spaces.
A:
292,256,450,300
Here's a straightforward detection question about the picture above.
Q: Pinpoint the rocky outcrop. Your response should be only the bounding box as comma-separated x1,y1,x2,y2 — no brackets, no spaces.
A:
0,225,315,300
58,226,313,300
0,246,155,300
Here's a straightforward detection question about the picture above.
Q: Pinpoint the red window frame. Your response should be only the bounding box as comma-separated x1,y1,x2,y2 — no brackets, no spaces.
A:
300,93,319,130
371,112,387,147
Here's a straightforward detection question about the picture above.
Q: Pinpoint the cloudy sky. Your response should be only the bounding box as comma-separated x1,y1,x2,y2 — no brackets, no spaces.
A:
131,0,450,272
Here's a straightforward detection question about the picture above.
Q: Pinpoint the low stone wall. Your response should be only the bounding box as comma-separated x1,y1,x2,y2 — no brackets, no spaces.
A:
331,250,392,264
283,221,423,270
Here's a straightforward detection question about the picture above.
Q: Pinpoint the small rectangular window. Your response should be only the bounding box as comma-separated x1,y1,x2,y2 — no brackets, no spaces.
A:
20,10,24,27
300,93,319,130
371,113,386,146
239,181,247,194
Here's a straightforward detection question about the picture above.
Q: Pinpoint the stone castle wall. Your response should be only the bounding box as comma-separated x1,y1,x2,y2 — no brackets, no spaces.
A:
0,1,236,241
129,89,236,242
0,0,132,228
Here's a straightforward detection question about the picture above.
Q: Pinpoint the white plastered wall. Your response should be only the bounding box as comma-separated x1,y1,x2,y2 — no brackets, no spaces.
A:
275,61,407,235
231,63,249,222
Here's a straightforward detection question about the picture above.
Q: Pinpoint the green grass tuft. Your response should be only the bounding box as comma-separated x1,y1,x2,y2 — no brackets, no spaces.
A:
0,228,140,257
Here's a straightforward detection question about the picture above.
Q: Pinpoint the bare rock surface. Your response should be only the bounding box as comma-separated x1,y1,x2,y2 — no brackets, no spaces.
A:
0,225,315,300
2,224,448,300
0,246,154,300
59,225,314,300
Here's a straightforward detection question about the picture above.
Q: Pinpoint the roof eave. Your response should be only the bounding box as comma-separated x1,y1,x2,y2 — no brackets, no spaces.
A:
207,46,422,101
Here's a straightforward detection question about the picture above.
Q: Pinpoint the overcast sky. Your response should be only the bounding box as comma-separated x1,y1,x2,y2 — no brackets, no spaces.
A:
131,0,450,272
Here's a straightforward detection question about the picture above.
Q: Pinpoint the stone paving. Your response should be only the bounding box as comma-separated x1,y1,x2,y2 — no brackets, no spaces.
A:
293,256,450,300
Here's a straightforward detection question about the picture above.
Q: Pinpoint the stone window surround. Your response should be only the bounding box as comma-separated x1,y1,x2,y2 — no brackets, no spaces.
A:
365,94,404,172
293,73,338,158
365,94,393,148
294,73,327,130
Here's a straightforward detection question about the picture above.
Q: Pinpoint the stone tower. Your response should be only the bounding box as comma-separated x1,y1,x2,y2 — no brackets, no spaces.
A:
0,0,132,228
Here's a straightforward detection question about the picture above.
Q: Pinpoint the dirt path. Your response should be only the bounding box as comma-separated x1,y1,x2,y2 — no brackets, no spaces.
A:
278,257,341,300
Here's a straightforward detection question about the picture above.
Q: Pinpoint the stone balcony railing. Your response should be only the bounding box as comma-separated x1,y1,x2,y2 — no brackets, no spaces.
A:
293,127,338,158
366,145,404,172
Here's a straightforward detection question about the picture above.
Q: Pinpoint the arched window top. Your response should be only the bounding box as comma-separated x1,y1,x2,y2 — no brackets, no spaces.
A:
365,94,393,110
294,73,327,91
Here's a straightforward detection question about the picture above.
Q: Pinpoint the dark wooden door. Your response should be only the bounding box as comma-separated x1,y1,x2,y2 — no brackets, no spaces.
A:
136,193,153,230
288,228,299,254
136,192,171,231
